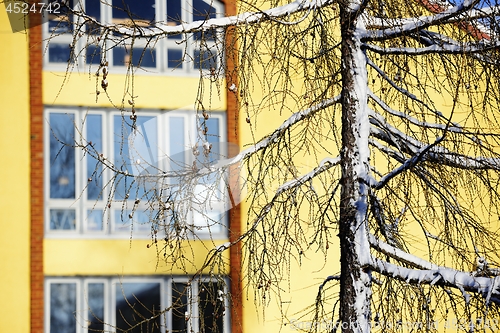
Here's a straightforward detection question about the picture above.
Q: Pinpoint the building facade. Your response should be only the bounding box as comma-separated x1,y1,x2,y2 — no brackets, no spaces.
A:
0,1,243,332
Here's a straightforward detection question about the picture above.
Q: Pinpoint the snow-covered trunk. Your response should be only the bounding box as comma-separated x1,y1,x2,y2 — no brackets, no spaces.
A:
338,4,372,333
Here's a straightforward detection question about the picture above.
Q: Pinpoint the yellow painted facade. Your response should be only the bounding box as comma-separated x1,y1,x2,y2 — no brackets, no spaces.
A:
43,72,226,111
0,8,31,333
44,239,229,276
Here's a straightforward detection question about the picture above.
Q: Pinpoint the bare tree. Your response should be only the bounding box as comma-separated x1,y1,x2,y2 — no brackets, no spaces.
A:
43,0,500,331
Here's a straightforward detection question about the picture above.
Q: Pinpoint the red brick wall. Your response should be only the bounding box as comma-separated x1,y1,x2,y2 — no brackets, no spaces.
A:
29,12,44,333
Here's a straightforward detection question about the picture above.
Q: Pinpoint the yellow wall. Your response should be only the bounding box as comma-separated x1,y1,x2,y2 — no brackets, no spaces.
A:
44,238,230,275
43,71,227,111
0,8,31,333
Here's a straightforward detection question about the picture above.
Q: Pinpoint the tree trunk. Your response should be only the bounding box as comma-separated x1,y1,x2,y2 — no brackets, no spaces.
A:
339,4,372,333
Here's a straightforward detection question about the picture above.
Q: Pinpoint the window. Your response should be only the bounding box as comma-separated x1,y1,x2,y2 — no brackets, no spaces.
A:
45,108,228,238
45,277,229,333
43,0,225,74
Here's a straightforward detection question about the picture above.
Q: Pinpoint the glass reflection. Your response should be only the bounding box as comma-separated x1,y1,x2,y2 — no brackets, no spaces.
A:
50,283,77,333
113,115,157,200
86,209,103,231
172,282,188,333
112,47,156,68
88,283,105,332
115,282,161,333
50,209,76,230
49,113,75,199
198,282,224,333
87,114,103,200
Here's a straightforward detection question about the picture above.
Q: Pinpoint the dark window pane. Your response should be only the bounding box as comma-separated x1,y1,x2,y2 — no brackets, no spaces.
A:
112,0,155,25
50,283,77,333
48,43,72,63
194,49,217,70
48,0,73,33
86,45,102,65
85,0,101,34
192,0,219,40
88,283,105,332
192,0,216,21
113,115,158,200
50,209,76,230
167,0,182,24
85,0,100,20
87,114,103,200
198,282,224,333
115,282,161,333
167,0,182,39
172,282,188,333
113,46,156,68
168,49,183,69
49,113,75,199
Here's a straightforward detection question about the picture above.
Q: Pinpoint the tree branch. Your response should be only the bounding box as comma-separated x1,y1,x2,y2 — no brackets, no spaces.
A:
69,0,335,38
371,257,500,304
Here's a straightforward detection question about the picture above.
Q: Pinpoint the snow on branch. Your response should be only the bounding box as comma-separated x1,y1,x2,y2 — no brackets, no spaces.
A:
364,40,500,55
370,257,500,305
276,156,341,194
369,234,439,270
363,5,500,31
361,0,483,41
70,0,335,38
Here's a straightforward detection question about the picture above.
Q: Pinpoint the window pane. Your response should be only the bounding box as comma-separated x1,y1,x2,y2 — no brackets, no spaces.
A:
50,209,76,230
49,113,75,199
86,209,103,231
198,117,220,164
171,282,188,333
48,0,73,33
167,0,182,39
87,114,103,200
86,45,102,65
192,0,218,40
192,0,217,21
50,282,77,333
198,282,224,333
169,117,185,172
194,48,217,70
193,209,223,234
113,115,157,200
88,283,105,332
114,209,153,233
113,46,156,68
48,43,72,63
168,49,183,69
84,0,101,34
112,0,155,25
115,282,161,333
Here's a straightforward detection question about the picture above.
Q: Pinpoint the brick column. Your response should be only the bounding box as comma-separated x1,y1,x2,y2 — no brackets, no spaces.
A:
224,1,243,333
29,11,44,333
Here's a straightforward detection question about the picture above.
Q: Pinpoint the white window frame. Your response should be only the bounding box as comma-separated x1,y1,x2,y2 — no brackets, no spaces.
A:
42,0,226,75
45,276,231,333
44,107,228,239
